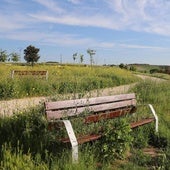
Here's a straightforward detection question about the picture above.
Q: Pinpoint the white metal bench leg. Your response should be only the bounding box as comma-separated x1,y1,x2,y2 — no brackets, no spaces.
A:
62,120,78,163
11,70,14,79
148,104,158,133
46,71,48,80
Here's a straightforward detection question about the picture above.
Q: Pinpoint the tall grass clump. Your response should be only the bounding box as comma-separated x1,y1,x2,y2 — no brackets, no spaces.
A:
0,106,137,169
133,80,170,139
0,144,48,170
128,80,170,169
0,106,53,156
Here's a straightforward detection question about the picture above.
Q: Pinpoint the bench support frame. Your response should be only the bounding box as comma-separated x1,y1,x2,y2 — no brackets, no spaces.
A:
50,120,78,163
148,104,158,133
62,120,78,163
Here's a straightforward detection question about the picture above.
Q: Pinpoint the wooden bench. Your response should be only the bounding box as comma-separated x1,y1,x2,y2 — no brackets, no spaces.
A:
11,70,48,80
44,93,158,162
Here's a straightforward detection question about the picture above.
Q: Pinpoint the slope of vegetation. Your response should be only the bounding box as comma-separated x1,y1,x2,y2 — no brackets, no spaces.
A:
0,80,169,169
0,63,139,100
0,63,169,169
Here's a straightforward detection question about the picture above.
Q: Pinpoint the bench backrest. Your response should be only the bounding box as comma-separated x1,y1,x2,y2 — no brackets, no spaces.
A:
45,93,136,122
11,70,48,80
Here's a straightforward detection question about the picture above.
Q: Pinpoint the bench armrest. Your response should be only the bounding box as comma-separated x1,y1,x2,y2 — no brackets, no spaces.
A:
148,104,158,133
136,104,158,133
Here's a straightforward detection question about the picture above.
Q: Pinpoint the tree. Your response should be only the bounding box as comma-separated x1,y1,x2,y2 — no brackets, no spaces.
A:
73,53,77,63
129,65,136,72
119,63,128,70
10,52,20,62
0,49,8,62
24,45,40,66
119,63,125,69
80,54,84,64
165,66,170,74
150,68,159,74
87,49,96,66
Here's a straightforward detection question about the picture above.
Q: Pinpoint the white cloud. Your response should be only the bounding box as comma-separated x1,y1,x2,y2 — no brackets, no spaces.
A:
1,27,165,51
0,29,96,47
3,0,20,4
0,13,29,31
0,17,21,31
97,42,115,49
32,0,64,13
2,0,170,47
29,12,121,30
119,43,168,50
2,0,170,37
67,0,81,4
26,0,170,37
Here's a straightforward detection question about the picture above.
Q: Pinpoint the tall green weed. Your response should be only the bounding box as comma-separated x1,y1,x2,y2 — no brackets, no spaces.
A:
0,107,53,156
0,144,48,170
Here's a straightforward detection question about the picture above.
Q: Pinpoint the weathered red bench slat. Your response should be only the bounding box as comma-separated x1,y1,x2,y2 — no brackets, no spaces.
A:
47,107,135,131
84,107,135,124
62,134,102,144
130,118,155,128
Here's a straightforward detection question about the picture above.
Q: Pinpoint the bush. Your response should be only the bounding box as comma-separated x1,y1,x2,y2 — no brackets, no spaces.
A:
95,118,133,162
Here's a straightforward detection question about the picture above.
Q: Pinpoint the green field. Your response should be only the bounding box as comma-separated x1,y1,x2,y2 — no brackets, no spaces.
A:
0,63,139,100
0,63,170,169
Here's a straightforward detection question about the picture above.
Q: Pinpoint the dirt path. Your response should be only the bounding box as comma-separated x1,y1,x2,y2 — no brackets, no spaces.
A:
0,96,47,117
136,74,166,82
0,74,165,116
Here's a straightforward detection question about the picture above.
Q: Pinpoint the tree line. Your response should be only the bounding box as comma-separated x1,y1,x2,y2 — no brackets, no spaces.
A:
0,45,96,67
0,45,40,66
72,49,96,66
0,50,20,62
150,66,170,75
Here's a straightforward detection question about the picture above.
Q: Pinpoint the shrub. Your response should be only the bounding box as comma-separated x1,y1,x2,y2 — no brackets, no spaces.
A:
95,118,133,162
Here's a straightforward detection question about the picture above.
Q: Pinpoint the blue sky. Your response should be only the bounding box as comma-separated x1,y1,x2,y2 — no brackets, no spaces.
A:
0,0,170,65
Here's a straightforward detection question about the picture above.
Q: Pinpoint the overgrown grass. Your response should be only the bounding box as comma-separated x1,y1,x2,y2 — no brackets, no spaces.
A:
0,108,133,169
0,64,169,169
0,63,139,100
133,80,170,139
127,80,170,169
150,73,170,80
1,144,49,170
